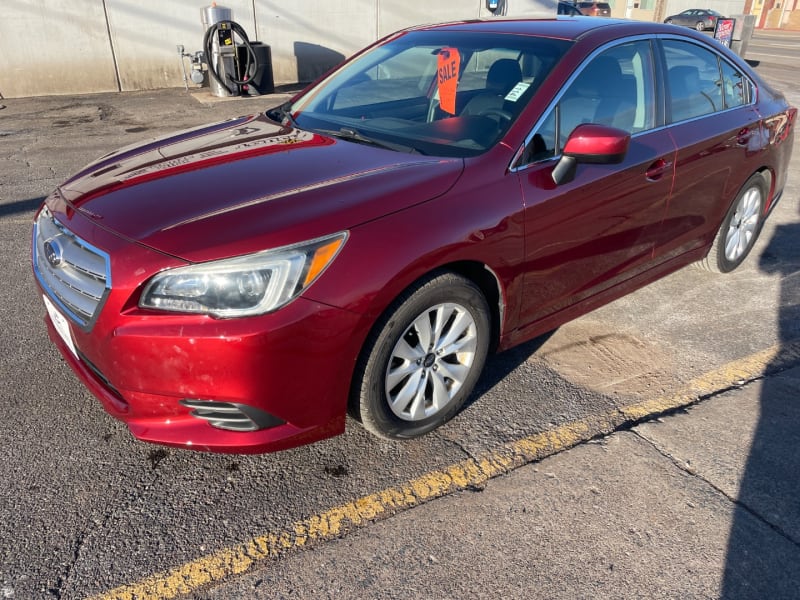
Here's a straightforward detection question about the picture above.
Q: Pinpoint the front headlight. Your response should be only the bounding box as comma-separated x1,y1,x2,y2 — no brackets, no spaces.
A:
139,232,347,318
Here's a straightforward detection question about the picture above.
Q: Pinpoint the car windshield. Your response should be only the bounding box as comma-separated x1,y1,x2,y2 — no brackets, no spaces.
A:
288,30,572,158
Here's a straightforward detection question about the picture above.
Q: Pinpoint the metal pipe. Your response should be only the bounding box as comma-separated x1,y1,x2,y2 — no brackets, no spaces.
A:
177,45,189,92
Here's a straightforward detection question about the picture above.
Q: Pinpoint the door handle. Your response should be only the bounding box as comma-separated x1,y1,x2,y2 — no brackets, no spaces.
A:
737,128,753,146
646,158,672,181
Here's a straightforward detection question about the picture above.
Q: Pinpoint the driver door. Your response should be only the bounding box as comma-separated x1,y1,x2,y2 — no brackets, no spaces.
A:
514,40,677,331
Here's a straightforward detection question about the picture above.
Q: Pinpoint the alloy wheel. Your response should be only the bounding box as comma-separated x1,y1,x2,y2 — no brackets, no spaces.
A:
385,302,478,421
724,185,762,263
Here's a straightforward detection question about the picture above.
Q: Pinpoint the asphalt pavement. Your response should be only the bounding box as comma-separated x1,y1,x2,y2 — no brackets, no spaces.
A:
202,365,800,599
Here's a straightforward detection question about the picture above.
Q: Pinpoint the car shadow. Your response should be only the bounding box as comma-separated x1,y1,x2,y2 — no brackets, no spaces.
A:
722,216,800,597
0,196,44,218
464,330,556,411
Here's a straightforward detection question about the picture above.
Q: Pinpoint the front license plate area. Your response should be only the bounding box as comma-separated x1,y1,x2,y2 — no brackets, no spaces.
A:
43,295,77,357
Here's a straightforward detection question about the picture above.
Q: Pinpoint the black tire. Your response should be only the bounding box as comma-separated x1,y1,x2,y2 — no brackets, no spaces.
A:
696,21,706,31
351,272,490,440
665,18,673,24
699,173,767,273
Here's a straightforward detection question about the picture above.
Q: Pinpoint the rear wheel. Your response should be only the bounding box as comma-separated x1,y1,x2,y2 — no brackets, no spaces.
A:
696,21,706,31
700,173,767,273
352,272,490,440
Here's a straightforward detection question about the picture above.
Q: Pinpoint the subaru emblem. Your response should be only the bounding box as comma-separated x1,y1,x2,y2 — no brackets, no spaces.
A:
44,239,64,268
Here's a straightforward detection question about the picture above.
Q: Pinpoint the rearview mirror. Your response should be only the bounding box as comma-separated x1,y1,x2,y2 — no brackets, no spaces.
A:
552,123,631,185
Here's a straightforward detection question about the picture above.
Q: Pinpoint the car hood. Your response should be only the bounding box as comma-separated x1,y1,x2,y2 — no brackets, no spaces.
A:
58,114,464,262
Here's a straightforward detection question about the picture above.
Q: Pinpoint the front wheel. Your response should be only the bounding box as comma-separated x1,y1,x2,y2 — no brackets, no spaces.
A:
352,272,490,440
699,173,767,273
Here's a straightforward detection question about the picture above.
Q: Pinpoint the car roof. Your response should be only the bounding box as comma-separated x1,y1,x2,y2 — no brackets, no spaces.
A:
410,17,686,42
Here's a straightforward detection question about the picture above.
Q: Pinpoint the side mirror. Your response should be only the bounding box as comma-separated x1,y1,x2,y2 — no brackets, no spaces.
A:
552,123,631,186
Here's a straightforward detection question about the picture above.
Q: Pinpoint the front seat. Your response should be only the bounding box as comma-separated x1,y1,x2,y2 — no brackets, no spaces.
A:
559,55,635,139
591,56,637,132
461,58,523,116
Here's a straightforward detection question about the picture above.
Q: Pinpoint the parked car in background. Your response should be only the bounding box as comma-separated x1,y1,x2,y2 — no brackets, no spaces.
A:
558,1,583,15
575,1,611,16
33,18,796,454
665,8,725,31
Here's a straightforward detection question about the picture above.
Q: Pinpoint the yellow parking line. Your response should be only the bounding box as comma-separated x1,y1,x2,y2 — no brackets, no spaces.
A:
92,341,800,600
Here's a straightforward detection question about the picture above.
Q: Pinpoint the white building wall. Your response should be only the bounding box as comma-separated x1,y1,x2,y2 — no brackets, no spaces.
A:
105,0,256,91
1,0,562,98
254,0,379,84
0,0,119,97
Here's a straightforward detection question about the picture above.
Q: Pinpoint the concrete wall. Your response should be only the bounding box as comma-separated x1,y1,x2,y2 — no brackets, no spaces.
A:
0,1,120,96
0,0,721,99
0,0,487,97
106,0,257,91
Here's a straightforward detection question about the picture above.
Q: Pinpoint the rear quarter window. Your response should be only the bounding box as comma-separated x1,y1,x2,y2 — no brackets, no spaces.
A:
663,39,754,123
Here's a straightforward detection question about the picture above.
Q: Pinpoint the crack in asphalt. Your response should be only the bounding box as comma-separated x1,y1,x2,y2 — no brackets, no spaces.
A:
50,530,88,599
55,452,174,598
434,431,477,462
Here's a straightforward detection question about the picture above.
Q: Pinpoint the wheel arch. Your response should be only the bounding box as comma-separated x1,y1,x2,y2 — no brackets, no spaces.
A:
719,166,773,222
362,260,505,357
440,261,504,353
757,166,775,214
346,260,506,419
698,168,771,273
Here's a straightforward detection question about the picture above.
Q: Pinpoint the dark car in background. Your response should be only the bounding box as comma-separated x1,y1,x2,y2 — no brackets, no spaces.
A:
33,18,796,454
558,1,583,15
665,8,726,30
575,1,612,16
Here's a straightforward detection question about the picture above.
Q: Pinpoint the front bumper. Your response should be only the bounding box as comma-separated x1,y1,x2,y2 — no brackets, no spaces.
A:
41,294,362,454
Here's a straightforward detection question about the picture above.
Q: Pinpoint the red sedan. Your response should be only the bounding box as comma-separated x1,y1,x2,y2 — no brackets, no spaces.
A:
33,18,796,453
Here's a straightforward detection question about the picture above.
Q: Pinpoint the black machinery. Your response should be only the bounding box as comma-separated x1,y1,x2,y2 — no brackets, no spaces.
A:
201,3,274,97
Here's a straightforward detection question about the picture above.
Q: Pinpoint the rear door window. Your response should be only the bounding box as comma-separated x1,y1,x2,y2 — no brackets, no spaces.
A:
663,40,724,122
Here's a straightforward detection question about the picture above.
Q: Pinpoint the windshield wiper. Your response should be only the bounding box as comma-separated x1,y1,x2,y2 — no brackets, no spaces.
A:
265,103,298,128
313,127,421,154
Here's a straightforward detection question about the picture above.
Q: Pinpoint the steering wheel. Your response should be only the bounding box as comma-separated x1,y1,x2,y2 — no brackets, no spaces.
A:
478,108,513,125
700,90,717,112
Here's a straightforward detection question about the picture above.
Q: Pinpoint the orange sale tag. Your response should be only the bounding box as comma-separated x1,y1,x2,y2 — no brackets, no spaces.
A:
437,48,460,116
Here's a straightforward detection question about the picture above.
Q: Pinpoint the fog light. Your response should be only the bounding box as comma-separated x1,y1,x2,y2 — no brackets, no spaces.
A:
180,399,284,432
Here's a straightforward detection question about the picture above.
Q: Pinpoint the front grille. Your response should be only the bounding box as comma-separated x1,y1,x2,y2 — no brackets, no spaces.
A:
33,205,111,329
